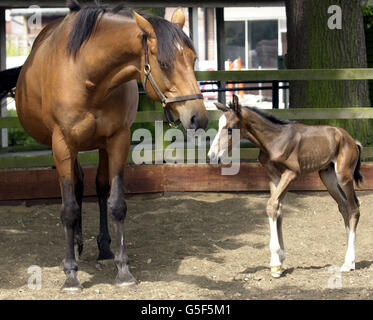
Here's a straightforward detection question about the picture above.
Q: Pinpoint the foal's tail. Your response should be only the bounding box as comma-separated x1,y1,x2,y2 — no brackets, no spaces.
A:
354,141,363,187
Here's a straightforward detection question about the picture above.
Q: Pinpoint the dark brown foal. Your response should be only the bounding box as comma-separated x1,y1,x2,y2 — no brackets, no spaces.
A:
209,95,363,278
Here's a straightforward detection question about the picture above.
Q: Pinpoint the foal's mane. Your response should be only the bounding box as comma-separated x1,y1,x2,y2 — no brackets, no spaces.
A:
66,1,195,73
228,100,290,125
245,106,290,125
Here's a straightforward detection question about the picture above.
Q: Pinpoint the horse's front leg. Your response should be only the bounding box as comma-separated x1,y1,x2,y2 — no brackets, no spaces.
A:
96,149,115,262
52,128,82,291
106,128,136,286
73,160,84,260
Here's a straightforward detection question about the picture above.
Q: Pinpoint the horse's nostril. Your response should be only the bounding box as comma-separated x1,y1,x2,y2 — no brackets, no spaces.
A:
190,114,196,125
190,114,208,130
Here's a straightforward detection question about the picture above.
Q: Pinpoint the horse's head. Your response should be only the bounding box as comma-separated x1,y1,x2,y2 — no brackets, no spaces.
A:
208,94,242,162
135,10,208,130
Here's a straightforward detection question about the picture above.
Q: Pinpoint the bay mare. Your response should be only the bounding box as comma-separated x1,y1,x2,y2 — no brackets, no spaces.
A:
15,1,208,290
209,95,362,278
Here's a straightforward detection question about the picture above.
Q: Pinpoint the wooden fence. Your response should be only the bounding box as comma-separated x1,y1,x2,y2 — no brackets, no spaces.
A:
1,69,373,199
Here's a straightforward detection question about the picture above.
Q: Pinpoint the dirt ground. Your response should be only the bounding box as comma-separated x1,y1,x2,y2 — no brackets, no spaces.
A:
1,191,373,300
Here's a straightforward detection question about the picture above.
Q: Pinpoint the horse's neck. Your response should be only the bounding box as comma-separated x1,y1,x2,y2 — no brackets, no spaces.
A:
243,109,283,151
80,18,143,86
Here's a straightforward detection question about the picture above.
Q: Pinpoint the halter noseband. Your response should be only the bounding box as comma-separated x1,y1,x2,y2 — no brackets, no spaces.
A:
142,36,204,128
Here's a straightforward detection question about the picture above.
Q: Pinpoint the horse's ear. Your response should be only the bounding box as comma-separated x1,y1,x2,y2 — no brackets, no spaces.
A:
214,102,229,112
171,8,186,29
134,11,155,38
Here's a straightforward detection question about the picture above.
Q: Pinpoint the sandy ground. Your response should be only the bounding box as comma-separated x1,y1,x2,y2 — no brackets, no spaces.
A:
1,191,373,300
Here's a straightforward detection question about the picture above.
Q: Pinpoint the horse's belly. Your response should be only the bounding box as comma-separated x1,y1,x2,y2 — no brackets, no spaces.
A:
16,87,52,146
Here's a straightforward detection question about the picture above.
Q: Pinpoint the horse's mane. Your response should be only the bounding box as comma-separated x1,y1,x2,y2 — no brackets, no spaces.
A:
66,1,195,73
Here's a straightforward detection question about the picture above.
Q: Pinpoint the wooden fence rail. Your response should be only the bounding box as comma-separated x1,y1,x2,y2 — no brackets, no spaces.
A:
1,69,373,170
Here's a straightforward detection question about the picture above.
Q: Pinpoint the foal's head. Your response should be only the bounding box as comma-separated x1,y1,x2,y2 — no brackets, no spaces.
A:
135,10,208,130
208,94,243,162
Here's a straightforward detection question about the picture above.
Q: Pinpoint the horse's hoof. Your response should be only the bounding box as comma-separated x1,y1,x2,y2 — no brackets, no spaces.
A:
340,262,355,272
115,279,138,290
270,266,284,278
61,285,83,293
61,279,83,292
115,270,137,287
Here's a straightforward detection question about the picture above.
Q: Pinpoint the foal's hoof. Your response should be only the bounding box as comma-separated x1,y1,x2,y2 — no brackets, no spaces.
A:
340,262,355,272
270,266,284,278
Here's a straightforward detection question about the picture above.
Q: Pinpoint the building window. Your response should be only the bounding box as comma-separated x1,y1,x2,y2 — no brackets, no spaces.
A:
225,21,246,68
248,20,278,69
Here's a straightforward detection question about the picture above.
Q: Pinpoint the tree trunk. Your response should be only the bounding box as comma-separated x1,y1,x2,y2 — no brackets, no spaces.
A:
285,0,371,145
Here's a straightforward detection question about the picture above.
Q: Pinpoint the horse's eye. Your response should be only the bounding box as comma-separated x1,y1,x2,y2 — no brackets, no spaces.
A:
227,127,233,134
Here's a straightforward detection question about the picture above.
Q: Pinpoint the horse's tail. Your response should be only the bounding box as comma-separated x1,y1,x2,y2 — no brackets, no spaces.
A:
354,141,363,187
0,66,22,100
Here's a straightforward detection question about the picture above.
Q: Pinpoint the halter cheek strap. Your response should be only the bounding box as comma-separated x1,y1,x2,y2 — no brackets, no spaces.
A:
142,36,204,127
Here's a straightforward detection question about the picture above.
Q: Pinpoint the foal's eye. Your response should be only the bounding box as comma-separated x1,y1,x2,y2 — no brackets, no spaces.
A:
227,127,233,134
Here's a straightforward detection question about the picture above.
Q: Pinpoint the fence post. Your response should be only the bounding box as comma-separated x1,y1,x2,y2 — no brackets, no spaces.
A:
216,8,226,105
0,8,8,148
272,81,279,109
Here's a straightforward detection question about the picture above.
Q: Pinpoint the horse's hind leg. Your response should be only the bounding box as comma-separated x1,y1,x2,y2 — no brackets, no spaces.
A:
335,162,360,272
73,160,84,260
96,149,115,262
52,128,82,290
106,128,136,286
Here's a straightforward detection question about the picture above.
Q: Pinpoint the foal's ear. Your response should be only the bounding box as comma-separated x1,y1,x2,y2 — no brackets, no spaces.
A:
134,11,155,38
171,8,186,29
231,94,241,116
214,102,230,112
232,94,239,108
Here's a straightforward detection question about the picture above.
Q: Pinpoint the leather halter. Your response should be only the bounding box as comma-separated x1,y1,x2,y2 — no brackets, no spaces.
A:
142,36,204,128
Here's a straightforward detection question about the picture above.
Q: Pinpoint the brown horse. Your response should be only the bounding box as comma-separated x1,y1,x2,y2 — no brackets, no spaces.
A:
15,1,208,290
208,95,362,278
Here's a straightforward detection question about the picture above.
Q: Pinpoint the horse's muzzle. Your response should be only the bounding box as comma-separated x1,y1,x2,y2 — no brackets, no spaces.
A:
189,112,208,130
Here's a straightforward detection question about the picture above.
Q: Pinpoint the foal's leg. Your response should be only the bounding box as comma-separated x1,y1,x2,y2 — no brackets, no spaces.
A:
96,149,115,262
73,160,84,260
266,172,286,264
266,170,297,278
106,128,136,285
260,154,286,271
319,165,349,227
52,129,82,290
335,166,360,272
